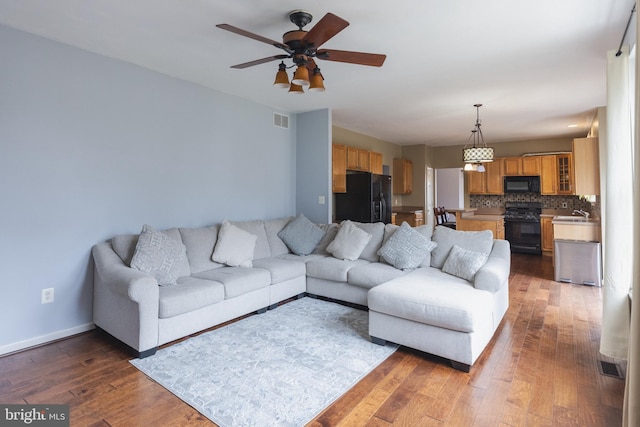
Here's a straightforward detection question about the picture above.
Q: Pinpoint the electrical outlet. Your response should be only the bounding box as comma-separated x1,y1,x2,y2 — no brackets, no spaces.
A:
562,202,568,208
41,288,54,304
485,201,491,207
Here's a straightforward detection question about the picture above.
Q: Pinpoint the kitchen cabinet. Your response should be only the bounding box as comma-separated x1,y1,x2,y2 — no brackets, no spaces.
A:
393,158,413,194
467,159,504,194
557,153,573,194
456,216,505,239
540,155,557,195
393,208,423,226
503,156,541,176
573,137,600,195
541,216,554,254
346,147,372,172
358,149,370,171
332,144,347,193
369,151,383,174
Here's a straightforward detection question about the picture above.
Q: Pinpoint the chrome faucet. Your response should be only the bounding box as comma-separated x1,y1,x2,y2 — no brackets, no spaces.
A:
573,209,590,219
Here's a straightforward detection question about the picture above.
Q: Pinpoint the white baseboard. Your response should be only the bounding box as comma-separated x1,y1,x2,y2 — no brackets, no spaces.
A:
0,323,95,356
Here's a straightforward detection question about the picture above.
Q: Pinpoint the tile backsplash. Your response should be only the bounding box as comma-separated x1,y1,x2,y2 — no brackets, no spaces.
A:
470,194,599,217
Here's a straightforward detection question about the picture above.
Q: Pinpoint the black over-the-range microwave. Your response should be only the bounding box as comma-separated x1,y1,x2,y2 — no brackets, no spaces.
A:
503,175,541,193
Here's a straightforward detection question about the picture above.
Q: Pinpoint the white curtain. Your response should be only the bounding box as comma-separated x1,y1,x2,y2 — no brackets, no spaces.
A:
624,15,640,425
600,47,633,359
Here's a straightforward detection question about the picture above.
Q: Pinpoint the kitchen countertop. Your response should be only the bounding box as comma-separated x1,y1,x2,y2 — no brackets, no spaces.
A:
392,206,424,214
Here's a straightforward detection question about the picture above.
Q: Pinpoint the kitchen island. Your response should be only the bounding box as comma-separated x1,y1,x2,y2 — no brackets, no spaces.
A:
454,208,505,239
392,206,424,226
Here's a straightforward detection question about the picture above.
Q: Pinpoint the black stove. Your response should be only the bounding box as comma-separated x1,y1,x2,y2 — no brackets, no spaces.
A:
504,202,542,254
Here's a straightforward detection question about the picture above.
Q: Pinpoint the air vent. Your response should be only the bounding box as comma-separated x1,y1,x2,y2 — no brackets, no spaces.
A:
598,360,624,379
273,113,289,129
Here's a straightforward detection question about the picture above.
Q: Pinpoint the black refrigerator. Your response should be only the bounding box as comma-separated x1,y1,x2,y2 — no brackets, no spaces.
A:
335,173,392,223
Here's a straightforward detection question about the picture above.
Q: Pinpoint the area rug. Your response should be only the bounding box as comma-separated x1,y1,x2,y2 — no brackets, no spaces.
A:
130,297,398,427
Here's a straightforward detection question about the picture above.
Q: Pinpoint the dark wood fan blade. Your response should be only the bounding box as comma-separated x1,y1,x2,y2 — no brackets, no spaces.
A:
216,24,290,51
316,49,386,67
231,55,289,69
302,13,349,48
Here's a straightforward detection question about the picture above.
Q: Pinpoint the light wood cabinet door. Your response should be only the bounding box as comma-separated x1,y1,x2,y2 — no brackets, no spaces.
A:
369,151,383,174
358,149,370,172
467,171,485,194
456,218,505,239
485,159,504,194
346,146,359,170
540,155,557,195
541,217,554,253
557,153,573,194
573,137,599,195
393,158,413,194
503,157,521,175
332,144,347,193
522,156,541,175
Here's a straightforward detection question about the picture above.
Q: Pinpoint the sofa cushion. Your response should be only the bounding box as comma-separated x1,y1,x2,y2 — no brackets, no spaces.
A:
368,268,494,333
263,217,293,257
382,223,434,268
377,222,437,270
277,214,326,256
251,257,306,284
193,267,271,299
326,220,372,261
352,221,386,262
158,277,225,318
230,219,271,260
347,262,408,289
430,226,493,269
212,220,257,268
442,244,489,282
112,227,185,267
130,225,190,286
179,225,224,274
306,257,370,282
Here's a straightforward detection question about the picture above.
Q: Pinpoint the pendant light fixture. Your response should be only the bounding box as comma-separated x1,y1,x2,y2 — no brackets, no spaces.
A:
462,104,494,171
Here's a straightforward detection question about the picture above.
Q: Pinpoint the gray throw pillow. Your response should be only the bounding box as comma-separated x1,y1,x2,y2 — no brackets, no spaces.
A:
277,214,326,255
442,244,489,282
430,226,493,269
130,224,189,286
377,222,437,270
326,220,372,261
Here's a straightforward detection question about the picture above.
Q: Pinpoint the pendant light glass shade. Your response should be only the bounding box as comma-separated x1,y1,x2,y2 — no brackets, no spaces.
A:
288,83,304,94
273,62,290,88
308,67,325,92
292,65,310,86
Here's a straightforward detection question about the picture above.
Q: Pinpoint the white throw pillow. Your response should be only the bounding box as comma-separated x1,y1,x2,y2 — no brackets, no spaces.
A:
212,220,257,267
130,224,189,286
377,222,437,270
326,220,372,261
442,244,489,282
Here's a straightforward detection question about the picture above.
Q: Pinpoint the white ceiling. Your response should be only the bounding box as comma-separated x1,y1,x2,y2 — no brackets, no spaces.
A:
0,1,635,146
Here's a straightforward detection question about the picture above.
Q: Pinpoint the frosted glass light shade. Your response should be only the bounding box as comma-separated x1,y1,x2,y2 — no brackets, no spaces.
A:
292,65,310,86
273,70,290,88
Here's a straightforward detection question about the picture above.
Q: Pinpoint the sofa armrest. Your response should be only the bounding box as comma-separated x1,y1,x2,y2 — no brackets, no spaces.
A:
474,239,511,293
92,242,159,302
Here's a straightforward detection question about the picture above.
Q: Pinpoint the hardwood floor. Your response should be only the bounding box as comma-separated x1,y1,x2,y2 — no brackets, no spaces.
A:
0,254,625,426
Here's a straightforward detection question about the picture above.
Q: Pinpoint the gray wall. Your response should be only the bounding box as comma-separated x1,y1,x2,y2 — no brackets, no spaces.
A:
296,110,332,224
0,25,301,352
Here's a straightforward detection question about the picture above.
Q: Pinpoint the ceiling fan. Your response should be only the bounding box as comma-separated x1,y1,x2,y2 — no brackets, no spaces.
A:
216,10,387,93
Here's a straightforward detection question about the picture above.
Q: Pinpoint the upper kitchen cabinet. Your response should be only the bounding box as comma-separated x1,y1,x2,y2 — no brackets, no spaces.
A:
332,144,347,193
346,146,372,172
503,156,541,176
556,153,573,194
573,137,600,195
369,151,383,174
540,153,573,195
393,158,413,194
467,159,504,194
540,155,557,195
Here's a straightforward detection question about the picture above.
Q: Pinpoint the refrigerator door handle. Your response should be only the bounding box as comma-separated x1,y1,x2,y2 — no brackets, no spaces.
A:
380,193,386,224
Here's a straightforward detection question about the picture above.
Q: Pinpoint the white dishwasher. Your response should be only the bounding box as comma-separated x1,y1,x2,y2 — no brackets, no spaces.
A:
554,240,602,286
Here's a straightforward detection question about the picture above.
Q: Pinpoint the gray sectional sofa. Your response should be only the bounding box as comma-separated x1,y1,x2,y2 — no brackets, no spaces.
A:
92,215,510,371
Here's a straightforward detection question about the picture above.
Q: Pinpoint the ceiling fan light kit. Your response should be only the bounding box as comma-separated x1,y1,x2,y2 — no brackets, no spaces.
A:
463,104,494,171
217,10,386,94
